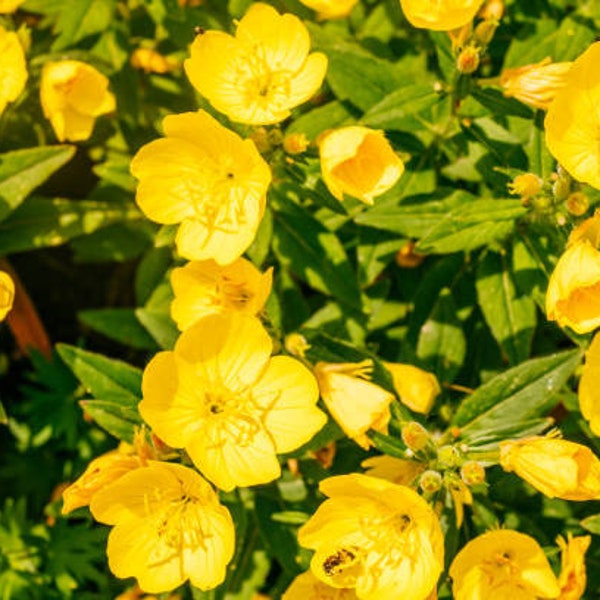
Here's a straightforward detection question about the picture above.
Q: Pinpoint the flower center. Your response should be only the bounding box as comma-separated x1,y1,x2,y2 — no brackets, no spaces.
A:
156,495,210,552
218,276,254,310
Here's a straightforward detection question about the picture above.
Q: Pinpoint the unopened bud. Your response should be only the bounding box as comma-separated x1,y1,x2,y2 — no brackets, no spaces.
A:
552,175,571,202
437,445,461,468
479,0,504,21
565,191,589,217
250,127,271,154
395,240,425,268
457,45,480,74
284,333,310,358
474,20,497,46
508,173,543,198
283,132,310,154
447,23,472,53
419,470,443,493
401,422,429,452
460,460,486,485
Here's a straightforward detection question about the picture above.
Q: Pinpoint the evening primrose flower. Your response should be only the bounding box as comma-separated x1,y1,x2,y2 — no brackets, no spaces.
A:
0,26,27,117
578,332,600,436
319,127,404,204
499,436,600,501
384,362,440,414
170,258,273,330
314,360,394,449
546,213,600,334
40,60,115,142
298,0,359,20
298,474,444,600
557,534,590,600
545,43,600,189
130,110,271,265
90,461,235,594
501,58,572,111
0,271,14,321
139,313,326,491
283,570,359,600
449,529,561,599
399,0,485,31
184,3,327,125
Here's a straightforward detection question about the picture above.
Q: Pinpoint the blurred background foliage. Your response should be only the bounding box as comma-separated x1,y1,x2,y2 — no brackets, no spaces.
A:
2,0,600,597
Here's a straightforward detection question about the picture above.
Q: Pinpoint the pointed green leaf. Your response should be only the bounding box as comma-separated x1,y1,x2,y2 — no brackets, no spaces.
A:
79,399,141,443
79,309,158,350
476,250,536,365
0,145,75,223
52,0,117,50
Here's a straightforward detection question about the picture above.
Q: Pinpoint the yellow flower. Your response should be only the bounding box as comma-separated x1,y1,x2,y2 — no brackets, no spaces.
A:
546,214,600,334
131,48,176,74
170,258,273,330
501,57,572,111
0,271,15,321
499,436,600,501
139,313,326,491
449,529,561,599
298,474,444,600
0,0,24,12
508,173,544,198
545,42,600,189
283,570,359,600
297,0,359,20
399,0,485,31
384,362,440,414
130,110,271,265
90,461,235,594
361,455,425,487
318,127,404,205
314,360,394,449
557,534,590,600
578,332,600,436
40,60,115,142
184,3,327,125
0,26,27,117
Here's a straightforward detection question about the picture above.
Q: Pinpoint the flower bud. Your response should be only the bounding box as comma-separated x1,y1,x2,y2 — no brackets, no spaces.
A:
437,445,461,468
508,173,543,198
456,45,480,74
478,0,504,21
283,132,310,154
565,191,589,217
419,470,443,493
474,20,497,46
460,460,486,485
395,241,425,268
401,421,430,452
384,362,441,414
285,333,311,358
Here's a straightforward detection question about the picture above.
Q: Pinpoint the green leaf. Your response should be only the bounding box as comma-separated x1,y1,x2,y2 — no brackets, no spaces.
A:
0,145,75,223
470,87,534,119
135,308,179,350
271,188,362,310
56,343,142,403
581,514,600,535
416,199,526,255
453,349,582,443
286,101,357,140
362,84,445,131
79,308,159,350
52,0,117,51
79,399,142,443
416,288,466,383
476,250,536,365
0,196,141,255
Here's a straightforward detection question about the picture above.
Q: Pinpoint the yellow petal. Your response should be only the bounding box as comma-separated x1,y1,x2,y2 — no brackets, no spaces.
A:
0,271,15,321
399,0,485,31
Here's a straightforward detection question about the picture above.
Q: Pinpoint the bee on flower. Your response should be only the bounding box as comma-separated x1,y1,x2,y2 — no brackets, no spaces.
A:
130,110,271,265
298,473,444,600
139,312,326,491
184,3,327,125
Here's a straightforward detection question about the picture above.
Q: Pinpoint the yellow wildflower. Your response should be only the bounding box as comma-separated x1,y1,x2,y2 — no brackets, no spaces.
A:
399,0,485,31
184,3,327,125
130,110,271,265
361,455,425,487
139,313,326,491
314,360,394,449
449,529,561,599
384,362,440,414
40,60,115,142
578,332,600,435
131,48,176,74
90,461,235,594
546,213,600,334
283,570,359,600
297,0,359,20
318,126,404,205
0,26,27,117
170,258,273,330
501,57,571,111
0,271,15,321
500,436,600,501
0,0,24,12
298,474,444,600
557,534,590,600
545,43,600,189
